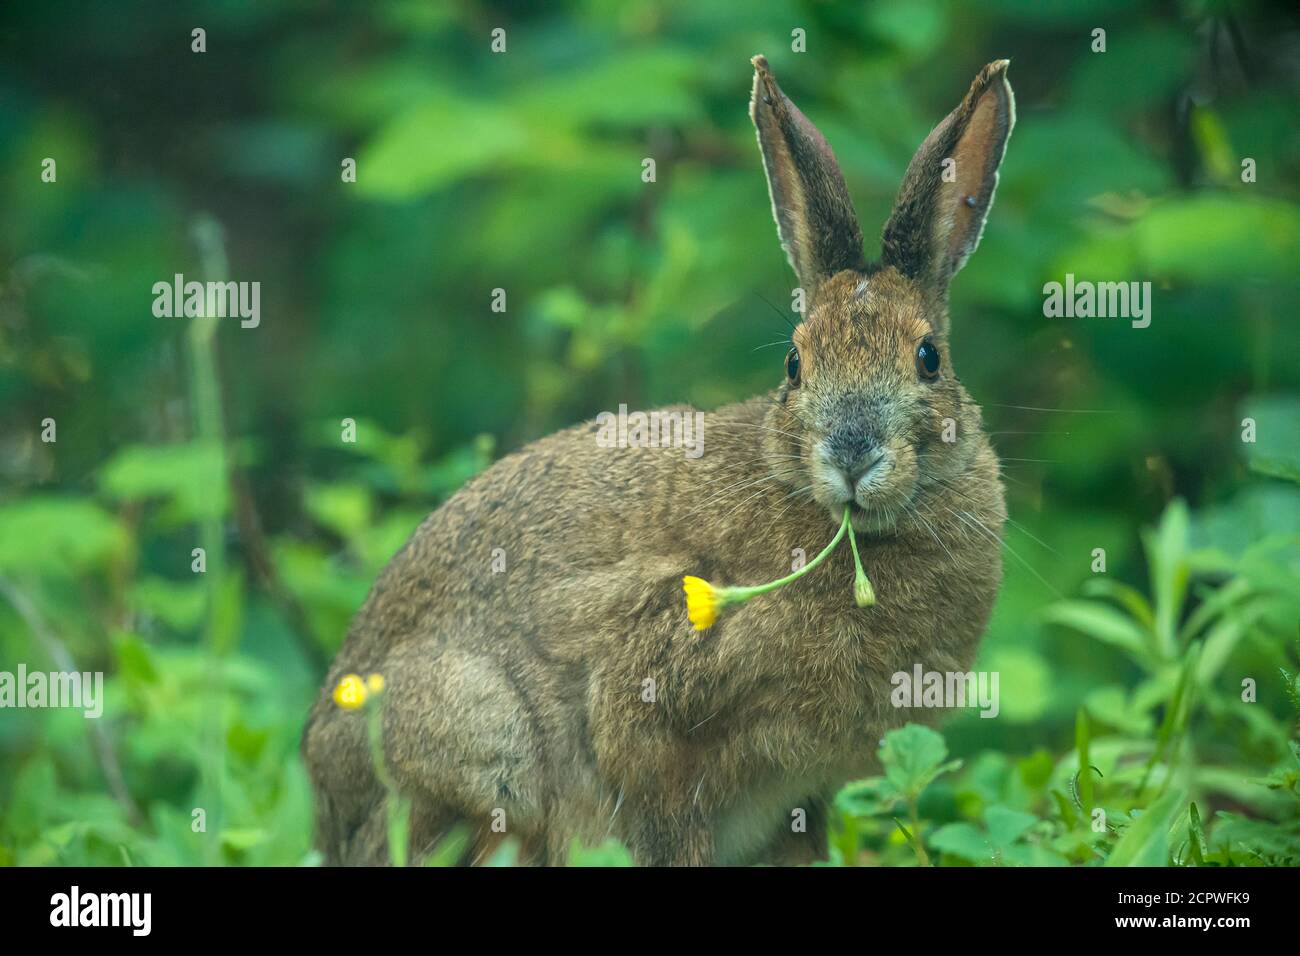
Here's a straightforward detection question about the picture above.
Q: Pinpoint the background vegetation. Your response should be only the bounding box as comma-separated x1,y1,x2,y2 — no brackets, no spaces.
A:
0,0,1297,866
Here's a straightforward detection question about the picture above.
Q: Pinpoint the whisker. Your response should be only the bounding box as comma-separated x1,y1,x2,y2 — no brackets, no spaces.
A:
689,460,804,491
986,430,1072,437
721,420,806,442
946,507,1062,598
754,290,800,332
913,450,1030,489
922,474,1058,556
904,501,958,567
715,481,786,525
986,403,1113,414
767,484,817,525
683,473,783,518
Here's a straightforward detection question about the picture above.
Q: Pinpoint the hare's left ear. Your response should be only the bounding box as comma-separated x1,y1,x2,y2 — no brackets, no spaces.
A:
750,55,866,300
881,60,1015,292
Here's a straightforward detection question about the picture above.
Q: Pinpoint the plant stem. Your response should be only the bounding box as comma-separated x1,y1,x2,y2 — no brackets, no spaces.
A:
908,800,931,867
726,509,850,601
366,701,410,866
189,215,230,865
848,522,876,606
0,577,143,826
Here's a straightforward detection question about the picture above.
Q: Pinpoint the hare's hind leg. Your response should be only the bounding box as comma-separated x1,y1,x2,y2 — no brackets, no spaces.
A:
303,687,383,864
760,793,831,865
377,641,550,859
326,795,527,866
626,802,715,866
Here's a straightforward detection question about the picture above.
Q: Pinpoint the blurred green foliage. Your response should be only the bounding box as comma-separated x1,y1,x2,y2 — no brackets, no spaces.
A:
0,0,1297,865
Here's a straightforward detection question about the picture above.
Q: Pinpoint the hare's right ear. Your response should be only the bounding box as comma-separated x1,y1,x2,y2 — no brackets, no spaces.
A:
881,60,1015,293
750,55,865,300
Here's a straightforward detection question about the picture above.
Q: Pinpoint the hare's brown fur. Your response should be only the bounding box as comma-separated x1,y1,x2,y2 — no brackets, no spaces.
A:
304,57,1015,865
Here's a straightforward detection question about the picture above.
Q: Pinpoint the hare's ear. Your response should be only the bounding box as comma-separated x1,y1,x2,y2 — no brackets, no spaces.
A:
750,55,865,299
881,60,1015,292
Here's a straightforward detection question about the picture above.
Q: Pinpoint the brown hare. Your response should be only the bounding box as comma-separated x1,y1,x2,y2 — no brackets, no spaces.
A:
304,56,1014,866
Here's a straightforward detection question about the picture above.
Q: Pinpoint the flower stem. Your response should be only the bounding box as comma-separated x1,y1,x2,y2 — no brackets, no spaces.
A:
726,508,851,601
848,520,876,607
366,697,411,866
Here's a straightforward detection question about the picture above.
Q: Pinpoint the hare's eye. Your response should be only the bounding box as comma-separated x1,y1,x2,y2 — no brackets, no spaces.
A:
785,347,801,386
916,340,941,379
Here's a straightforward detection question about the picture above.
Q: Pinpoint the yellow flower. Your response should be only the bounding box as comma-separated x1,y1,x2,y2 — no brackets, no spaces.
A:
365,673,385,695
681,510,869,631
333,673,367,710
682,576,720,631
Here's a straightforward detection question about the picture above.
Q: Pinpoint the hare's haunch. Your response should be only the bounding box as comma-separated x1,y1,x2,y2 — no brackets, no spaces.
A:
304,57,1014,866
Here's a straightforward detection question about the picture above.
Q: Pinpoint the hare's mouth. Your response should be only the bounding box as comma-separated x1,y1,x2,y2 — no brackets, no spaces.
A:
807,437,920,534
843,481,919,534
846,500,900,535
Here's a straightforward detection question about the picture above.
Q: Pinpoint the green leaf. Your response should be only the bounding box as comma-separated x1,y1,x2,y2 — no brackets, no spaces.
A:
1043,600,1153,663
112,632,160,686
1241,395,1300,484
1081,578,1156,632
835,778,901,818
1196,603,1267,685
1051,789,1079,830
1139,197,1300,280
420,435,495,496
891,816,927,862
0,497,127,575
1187,803,1207,866
1210,813,1300,865
219,828,268,852
1143,499,1191,659
1150,644,1200,774
484,839,521,867
1106,790,1186,866
979,645,1052,723
568,838,634,867
356,94,528,199
929,822,990,863
1178,577,1252,645
1085,685,1154,736
1076,709,1095,814
1016,750,1055,794
5,757,58,841
304,482,373,541
1190,485,1300,558
225,721,271,764
129,577,206,631
509,50,702,129
99,441,227,520
878,724,960,801
985,805,1038,850
421,826,471,867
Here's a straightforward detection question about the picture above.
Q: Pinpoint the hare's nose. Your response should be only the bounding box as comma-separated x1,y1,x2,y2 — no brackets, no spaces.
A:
849,447,886,485
826,433,884,483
